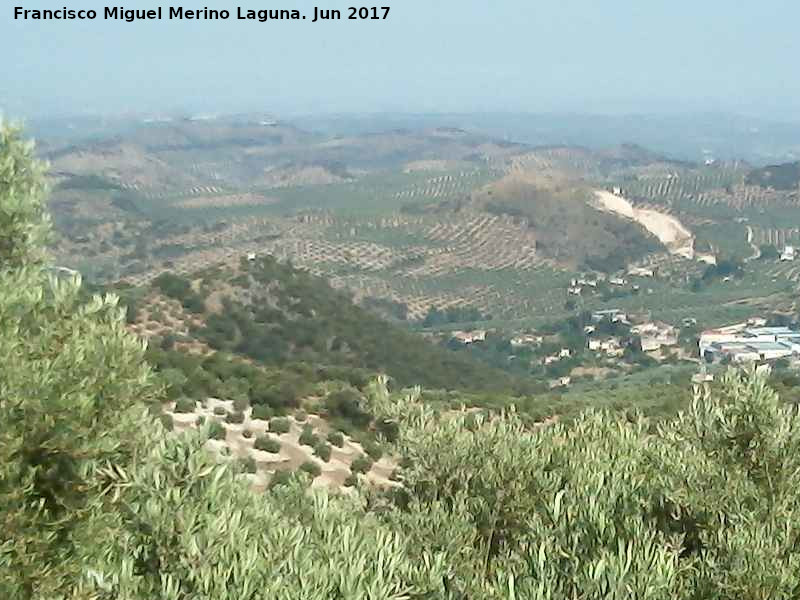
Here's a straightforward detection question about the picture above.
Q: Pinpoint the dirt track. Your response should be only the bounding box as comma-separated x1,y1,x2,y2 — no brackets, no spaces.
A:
593,190,695,259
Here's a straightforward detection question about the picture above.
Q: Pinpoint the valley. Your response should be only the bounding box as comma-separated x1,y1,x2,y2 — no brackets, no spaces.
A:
33,115,800,444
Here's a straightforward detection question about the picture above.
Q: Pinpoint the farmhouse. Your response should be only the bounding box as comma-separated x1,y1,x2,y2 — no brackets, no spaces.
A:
588,337,623,356
628,266,655,278
631,322,678,352
591,309,628,324
600,339,623,357
781,245,796,261
451,330,487,345
550,376,572,389
510,334,543,348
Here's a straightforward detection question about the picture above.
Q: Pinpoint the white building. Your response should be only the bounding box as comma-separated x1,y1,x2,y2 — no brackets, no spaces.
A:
700,324,799,362
632,322,678,352
781,246,795,261
628,266,655,278
591,309,628,324
452,330,487,344
550,376,572,388
510,334,543,349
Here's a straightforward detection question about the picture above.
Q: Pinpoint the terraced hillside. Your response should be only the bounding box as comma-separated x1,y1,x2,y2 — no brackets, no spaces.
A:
46,121,800,338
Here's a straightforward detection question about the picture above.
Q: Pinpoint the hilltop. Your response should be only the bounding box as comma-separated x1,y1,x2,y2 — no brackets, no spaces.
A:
746,161,800,191
475,172,663,271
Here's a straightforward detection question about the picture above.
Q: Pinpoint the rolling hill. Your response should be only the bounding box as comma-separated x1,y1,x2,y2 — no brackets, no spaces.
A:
115,254,533,396
475,172,663,271
746,161,800,191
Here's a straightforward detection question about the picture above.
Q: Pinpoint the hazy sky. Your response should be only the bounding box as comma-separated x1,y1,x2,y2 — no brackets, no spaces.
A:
2,0,800,119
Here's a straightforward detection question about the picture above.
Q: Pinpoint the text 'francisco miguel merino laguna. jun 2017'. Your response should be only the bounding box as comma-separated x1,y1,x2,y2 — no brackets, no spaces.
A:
13,6,392,23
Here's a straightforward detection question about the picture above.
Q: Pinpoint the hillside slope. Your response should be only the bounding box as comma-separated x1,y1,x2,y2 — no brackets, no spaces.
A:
746,161,800,191
121,254,530,395
475,173,663,271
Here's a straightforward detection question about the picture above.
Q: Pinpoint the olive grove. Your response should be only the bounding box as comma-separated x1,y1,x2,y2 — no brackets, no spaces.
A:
2,123,800,599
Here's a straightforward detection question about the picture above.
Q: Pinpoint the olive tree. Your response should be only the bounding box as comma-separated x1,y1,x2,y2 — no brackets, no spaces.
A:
0,123,50,268
74,423,451,600
369,369,800,599
0,123,160,598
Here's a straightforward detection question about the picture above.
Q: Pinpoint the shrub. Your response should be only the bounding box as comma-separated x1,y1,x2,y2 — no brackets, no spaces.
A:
327,431,345,447
343,474,358,487
313,442,332,462
376,418,400,442
226,411,245,424
241,429,253,439
325,388,372,428
161,368,188,400
268,470,292,489
251,405,274,421
174,397,196,413
295,409,307,422
233,396,250,412
213,406,227,416
299,461,322,478
350,455,373,474
269,417,291,434
363,440,383,461
195,415,205,426
208,420,226,440
239,457,257,474
254,435,281,454
159,413,173,431
298,424,319,447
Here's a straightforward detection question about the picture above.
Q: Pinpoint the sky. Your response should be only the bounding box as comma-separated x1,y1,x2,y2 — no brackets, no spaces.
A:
2,0,800,120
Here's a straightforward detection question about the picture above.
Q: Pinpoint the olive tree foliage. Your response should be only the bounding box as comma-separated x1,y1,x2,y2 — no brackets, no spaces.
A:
0,123,161,598
367,370,800,599
0,123,451,600
75,425,451,600
0,123,50,268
